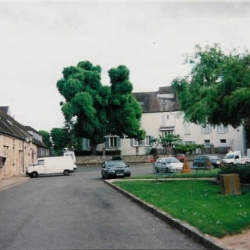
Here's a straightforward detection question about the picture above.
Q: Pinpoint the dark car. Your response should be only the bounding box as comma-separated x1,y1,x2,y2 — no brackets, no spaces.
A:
101,160,131,179
207,155,222,168
193,155,221,169
176,153,187,162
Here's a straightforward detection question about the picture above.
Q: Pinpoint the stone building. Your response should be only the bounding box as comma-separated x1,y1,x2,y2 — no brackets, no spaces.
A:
0,107,49,179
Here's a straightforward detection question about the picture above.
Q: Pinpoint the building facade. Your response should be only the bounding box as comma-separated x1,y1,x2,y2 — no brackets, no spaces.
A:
82,87,246,156
0,107,49,179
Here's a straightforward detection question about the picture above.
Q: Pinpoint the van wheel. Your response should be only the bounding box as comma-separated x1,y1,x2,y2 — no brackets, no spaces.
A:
30,172,38,178
63,170,70,176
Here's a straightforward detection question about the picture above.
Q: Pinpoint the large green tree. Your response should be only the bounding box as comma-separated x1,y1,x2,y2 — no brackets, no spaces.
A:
57,61,145,155
108,65,146,141
57,61,110,155
171,44,250,128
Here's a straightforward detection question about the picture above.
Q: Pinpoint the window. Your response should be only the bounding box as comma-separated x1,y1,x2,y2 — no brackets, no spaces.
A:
144,136,151,146
131,136,152,147
184,122,190,135
105,136,121,149
109,137,117,147
204,140,210,148
161,115,169,126
201,124,212,134
217,125,228,134
38,160,44,165
220,139,226,143
4,146,8,155
161,130,173,137
83,138,90,149
132,139,139,147
0,156,6,168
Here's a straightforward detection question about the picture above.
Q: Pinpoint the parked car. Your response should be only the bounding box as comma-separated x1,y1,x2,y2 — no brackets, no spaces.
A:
176,153,187,162
154,157,183,173
221,150,250,165
101,160,131,179
193,155,221,169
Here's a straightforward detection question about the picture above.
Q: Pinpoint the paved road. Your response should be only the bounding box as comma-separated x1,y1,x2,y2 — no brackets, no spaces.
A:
0,164,206,249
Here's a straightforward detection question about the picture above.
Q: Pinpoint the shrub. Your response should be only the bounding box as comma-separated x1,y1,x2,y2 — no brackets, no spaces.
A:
219,164,250,184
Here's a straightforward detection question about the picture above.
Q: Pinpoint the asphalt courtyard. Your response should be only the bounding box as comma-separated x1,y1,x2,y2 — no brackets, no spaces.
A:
1,174,249,250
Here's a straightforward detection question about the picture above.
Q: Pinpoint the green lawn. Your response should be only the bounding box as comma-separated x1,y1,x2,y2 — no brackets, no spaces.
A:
113,178,250,238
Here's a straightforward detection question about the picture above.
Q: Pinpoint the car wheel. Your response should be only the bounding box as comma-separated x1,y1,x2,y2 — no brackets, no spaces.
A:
63,170,70,176
104,173,109,179
30,172,38,178
155,167,159,173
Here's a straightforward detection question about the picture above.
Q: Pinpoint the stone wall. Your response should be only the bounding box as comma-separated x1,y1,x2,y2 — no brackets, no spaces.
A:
76,155,153,165
76,154,226,165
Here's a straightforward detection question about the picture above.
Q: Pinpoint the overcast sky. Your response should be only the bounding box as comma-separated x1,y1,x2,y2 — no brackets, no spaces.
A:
1,0,250,132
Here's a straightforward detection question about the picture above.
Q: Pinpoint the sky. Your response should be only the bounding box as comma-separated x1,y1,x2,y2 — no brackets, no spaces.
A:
1,0,250,132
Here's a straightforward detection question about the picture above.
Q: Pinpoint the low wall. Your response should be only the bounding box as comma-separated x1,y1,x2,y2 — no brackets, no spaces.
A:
76,155,153,165
76,154,225,165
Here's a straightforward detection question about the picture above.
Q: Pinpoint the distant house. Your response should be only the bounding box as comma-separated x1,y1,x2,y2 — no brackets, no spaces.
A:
0,107,49,179
82,86,246,156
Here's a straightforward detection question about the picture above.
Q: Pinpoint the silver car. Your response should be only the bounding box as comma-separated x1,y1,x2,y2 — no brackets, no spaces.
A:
154,157,183,173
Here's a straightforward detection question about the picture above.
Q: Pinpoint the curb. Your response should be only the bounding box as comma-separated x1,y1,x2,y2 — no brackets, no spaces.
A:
104,179,226,250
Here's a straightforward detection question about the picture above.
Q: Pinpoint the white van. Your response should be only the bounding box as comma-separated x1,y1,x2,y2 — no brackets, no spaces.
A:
27,156,75,178
63,151,77,170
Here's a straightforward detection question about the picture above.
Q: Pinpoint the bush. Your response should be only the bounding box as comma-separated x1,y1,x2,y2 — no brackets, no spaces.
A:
150,148,157,157
219,164,250,184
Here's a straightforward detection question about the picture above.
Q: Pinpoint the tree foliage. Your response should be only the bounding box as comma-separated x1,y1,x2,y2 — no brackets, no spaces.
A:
39,130,52,148
57,61,110,155
57,61,145,154
50,128,71,156
171,44,250,128
151,134,182,156
108,65,146,142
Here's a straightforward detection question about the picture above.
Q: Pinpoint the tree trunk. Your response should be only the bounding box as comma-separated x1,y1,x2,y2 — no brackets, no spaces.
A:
90,142,98,155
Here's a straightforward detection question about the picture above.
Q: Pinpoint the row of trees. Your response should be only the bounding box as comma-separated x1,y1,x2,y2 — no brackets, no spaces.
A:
39,128,82,156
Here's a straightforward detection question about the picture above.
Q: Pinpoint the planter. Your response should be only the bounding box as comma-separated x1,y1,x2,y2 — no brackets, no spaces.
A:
220,174,241,196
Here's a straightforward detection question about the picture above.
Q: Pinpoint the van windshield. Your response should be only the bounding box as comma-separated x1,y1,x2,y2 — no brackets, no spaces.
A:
224,154,234,159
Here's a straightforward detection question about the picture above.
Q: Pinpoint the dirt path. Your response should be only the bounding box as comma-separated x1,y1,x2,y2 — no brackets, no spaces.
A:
212,229,250,249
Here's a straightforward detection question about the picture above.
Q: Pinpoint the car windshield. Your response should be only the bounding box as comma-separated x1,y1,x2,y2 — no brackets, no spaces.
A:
106,161,126,167
209,156,220,160
164,157,180,163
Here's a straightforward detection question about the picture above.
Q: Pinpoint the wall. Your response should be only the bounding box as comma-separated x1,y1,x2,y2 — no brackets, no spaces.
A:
92,111,245,156
76,153,226,165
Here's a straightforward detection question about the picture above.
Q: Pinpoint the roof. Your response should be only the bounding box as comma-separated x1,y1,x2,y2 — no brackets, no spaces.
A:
0,106,10,115
0,109,48,148
133,86,180,113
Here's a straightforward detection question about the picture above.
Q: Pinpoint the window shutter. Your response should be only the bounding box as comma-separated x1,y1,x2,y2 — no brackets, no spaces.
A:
117,137,121,148
105,137,109,148
130,139,133,147
83,138,87,150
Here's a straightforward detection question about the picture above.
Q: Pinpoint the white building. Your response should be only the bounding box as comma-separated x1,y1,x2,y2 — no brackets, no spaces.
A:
83,86,246,156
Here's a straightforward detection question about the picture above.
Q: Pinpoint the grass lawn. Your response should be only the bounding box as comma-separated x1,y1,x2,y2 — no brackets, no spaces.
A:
113,178,250,238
